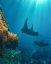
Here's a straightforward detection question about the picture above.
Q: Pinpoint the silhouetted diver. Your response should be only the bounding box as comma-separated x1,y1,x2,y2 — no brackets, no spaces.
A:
21,18,39,36
34,40,49,46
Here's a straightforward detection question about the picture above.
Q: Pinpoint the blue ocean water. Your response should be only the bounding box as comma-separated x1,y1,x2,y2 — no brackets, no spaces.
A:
0,0,51,64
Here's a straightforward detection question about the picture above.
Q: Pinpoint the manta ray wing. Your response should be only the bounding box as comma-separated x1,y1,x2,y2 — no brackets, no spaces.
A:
31,24,34,31
23,18,28,29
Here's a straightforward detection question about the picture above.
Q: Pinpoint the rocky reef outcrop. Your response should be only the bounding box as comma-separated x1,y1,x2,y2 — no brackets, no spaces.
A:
0,7,18,59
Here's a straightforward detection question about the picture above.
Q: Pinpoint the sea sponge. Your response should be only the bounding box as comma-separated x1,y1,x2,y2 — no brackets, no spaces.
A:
0,7,18,59
8,32,18,41
7,32,18,46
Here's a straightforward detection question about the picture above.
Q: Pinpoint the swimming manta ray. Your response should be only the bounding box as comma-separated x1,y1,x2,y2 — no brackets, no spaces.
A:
21,18,39,36
34,40,49,46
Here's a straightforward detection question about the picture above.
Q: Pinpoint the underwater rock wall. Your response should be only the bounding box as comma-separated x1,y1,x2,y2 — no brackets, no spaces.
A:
0,7,19,59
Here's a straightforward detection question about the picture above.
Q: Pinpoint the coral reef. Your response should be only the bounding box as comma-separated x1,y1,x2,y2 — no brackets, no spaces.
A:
0,48,22,64
0,7,18,59
19,46,51,64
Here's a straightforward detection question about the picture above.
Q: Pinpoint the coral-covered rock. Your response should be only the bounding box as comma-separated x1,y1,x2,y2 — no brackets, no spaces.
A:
0,7,18,59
